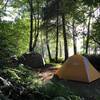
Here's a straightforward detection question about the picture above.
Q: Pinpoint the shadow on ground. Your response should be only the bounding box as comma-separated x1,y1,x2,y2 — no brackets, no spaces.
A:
51,76,100,99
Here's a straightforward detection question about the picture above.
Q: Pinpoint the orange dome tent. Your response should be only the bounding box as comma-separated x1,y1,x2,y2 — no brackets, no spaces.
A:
55,55,100,83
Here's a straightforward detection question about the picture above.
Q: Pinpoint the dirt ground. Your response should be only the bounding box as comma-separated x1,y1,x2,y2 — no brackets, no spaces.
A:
36,67,58,81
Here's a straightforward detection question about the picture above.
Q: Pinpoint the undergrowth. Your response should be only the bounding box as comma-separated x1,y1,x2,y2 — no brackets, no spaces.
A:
0,65,89,100
1,65,43,89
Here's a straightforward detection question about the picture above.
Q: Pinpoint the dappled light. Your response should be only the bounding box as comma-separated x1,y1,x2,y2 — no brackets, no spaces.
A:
0,0,100,100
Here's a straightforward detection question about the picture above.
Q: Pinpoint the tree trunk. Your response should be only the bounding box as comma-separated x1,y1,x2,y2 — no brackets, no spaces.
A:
55,3,59,62
72,19,77,55
29,0,33,52
82,24,86,54
45,21,52,62
94,43,97,55
34,15,37,38
82,33,85,54
59,41,62,57
41,33,44,57
85,16,91,54
33,2,39,51
62,13,68,60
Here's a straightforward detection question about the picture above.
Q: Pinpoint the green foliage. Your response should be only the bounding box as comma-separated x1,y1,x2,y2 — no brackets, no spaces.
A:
0,21,17,59
52,96,66,100
67,95,81,100
82,0,99,7
1,0,100,99
3,65,43,89
0,65,83,100
38,81,81,100
92,18,100,43
5,69,21,80
0,19,29,59
38,81,84,100
13,19,30,56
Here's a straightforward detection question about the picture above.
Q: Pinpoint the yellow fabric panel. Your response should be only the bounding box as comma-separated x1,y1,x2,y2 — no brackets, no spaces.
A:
55,55,88,82
88,63,100,82
55,55,100,83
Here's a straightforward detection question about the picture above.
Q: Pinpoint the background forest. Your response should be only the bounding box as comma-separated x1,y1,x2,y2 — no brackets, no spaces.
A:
0,0,100,62
0,0,100,100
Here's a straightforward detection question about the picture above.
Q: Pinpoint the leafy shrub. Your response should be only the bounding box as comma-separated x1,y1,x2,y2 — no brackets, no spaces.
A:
38,81,83,100
67,95,81,100
52,96,66,100
0,65,83,100
2,65,43,89
38,82,76,99
0,20,29,60
5,69,21,80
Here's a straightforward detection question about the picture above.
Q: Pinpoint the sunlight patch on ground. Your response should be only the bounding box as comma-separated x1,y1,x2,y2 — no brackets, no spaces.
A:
55,64,62,68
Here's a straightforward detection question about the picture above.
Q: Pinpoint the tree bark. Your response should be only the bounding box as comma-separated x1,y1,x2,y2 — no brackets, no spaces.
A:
55,3,59,62
85,16,91,54
82,24,86,54
29,0,33,52
62,13,68,60
41,33,44,57
94,43,97,55
59,41,62,57
34,15,37,38
72,19,77,55
33,1,40,51
45,21,52,62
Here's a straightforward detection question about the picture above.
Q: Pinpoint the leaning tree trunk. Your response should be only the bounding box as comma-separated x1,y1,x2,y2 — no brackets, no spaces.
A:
72,19,77,55
62,13,68,60
29,0,33,52
85,16,91,54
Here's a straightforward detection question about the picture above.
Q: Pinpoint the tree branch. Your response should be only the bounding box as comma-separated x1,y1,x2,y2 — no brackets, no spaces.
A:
1,0,9,10
90,35,100,46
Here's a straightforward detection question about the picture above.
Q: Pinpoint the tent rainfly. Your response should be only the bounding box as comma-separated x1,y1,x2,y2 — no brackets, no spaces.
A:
55,55,100,83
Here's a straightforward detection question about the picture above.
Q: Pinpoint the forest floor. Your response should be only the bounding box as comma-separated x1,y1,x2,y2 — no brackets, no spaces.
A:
33,67,58,81
33,66,100,99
